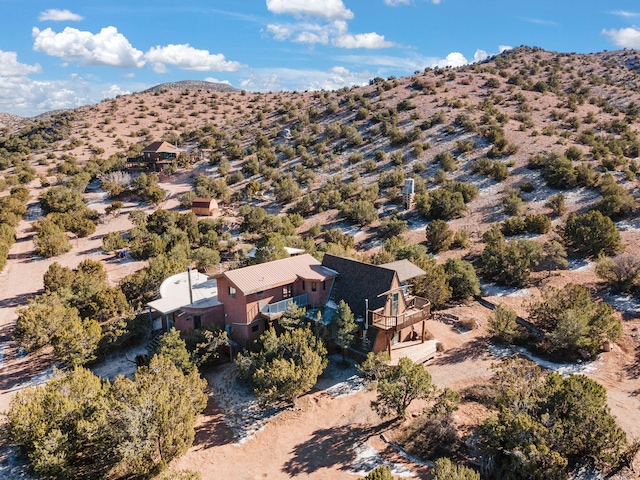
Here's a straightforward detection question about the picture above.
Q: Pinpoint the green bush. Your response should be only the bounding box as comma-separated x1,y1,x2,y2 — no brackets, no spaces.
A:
561,210,621,257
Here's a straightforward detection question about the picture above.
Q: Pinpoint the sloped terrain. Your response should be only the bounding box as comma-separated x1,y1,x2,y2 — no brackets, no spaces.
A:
1,46,640,478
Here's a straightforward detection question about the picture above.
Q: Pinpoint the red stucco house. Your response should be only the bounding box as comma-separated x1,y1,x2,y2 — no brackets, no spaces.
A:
148,254,339,345
215,254,339,343
148,253,431,356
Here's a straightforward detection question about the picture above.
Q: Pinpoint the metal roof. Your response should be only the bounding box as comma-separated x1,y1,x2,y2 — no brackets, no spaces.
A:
224,253,339,295
379,259,426,283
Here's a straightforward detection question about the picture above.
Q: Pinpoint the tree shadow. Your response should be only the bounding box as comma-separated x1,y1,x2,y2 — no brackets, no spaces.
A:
0,291,40,309
191,397,235,450
623,345,640,380
431,337,491,366
282,420,395,476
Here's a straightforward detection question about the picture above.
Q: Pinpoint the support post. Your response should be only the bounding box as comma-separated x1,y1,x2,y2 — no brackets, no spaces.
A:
421,320,425,343
364,298,369,331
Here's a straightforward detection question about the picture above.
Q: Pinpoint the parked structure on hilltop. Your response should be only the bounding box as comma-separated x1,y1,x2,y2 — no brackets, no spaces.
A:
127,141,182,171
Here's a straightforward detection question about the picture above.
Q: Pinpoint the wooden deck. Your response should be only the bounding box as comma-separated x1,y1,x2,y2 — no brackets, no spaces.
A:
388,339,438,366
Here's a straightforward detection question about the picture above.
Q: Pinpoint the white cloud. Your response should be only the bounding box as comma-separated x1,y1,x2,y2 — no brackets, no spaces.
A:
0,75,91,117
145,44,242,73
204,77,232,85
431,52,467,68
0,50,41,76
266,0,392,49
32,26,145,68
498,45,512,53
266,0,353,20
333,32,395,49
266,24,295,41
473,49,489,62
610,10,640,18
602,27,640,48
267,19,393,49
102,84,130,99
38,9,84,22
239,65,372,92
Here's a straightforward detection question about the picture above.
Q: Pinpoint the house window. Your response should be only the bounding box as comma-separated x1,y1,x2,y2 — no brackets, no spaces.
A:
229,286,236,298
311,282,317,292
322,280,326,291
302,281,306,291
283,284,293,299
252,324,260,333
194,315,202,329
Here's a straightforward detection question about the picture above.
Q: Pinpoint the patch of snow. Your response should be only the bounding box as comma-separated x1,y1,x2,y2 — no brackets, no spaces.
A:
9,365,57,392
409,219,428,232
563,188,601,207
568,259,593,272
0,445,33,479
91,344,148,381
509,232,541,240
350,442,416,478
488,343,601,375
604,293,640,314
207,364,280,445
615,220,640,232
316,355,366,397
324,374,366,398
480,282,531,298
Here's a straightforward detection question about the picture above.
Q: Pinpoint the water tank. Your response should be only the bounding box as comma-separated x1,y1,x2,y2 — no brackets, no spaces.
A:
403,178,415,195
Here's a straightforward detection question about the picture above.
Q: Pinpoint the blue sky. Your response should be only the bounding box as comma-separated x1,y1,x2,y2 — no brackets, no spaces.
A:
1,0,640,117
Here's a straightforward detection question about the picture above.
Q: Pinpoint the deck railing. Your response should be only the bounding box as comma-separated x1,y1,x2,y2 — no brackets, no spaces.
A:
370,296,430,331
261,293,309,317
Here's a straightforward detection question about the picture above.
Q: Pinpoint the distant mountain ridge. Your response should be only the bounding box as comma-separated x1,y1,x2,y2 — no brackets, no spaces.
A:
144,80,241,93
0,112,24,129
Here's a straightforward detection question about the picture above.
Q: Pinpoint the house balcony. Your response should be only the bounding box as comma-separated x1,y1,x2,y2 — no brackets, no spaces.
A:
370,296,430,331
260,293,309,319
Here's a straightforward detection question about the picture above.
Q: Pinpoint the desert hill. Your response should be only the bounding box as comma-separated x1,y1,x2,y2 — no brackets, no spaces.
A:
1,45,640,262
0,112,23,129
2,47,638,240
144,79,241,94
2,45,640,478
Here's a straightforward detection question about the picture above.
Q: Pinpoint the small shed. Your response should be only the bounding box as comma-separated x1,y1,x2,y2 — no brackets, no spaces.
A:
191,197,219,216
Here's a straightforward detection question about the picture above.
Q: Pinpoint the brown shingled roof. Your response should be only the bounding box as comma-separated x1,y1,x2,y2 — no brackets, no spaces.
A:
321,254,398,318
223,254,338,295
141,141,181,153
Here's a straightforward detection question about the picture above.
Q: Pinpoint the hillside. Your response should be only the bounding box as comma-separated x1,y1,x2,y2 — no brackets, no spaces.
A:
1,45,640,478
143,80,241,94
2,46,640,250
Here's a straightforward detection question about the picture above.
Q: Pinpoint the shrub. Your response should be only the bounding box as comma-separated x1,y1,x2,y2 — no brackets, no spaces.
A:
487,303,521,343
341,200,378,226
502,192,523,216
436,151,457,171
426,220,454,252
481,228,543,287
561,210,622,257
528,284,622,358
596,253,640,292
